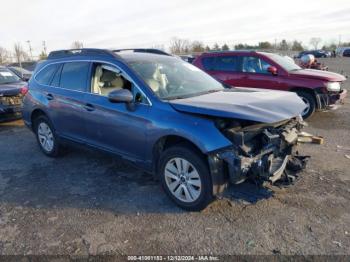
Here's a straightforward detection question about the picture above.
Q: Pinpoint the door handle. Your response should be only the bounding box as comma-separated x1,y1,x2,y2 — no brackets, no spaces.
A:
83,103,95,112
46,93,54,100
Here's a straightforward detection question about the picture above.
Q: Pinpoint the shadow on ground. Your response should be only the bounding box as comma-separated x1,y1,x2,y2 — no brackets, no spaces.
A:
0,141,274,214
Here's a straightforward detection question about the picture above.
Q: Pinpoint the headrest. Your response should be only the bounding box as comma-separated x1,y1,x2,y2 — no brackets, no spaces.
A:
100,70,117,82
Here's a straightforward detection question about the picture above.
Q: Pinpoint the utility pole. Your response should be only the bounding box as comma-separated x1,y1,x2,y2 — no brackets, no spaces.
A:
274,38,277,51
338,35,342,47
26,40,33,61
42,41,47,54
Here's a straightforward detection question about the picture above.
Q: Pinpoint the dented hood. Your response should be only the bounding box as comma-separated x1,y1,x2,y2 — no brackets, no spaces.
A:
169,89,306,123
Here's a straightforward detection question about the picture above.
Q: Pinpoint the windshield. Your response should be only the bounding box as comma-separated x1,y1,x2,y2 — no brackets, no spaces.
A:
128,58,224,100
0,68,21,84
266,53,301,71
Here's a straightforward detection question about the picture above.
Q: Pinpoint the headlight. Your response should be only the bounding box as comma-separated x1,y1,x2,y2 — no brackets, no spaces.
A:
326,82,340,91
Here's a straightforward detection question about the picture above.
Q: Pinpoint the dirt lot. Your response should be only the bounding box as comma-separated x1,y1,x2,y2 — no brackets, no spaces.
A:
0,58,349,256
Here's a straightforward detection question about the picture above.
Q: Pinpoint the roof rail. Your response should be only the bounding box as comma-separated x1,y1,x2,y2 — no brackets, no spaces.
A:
113,48,172,56
203,49,257,54
47,48,117,60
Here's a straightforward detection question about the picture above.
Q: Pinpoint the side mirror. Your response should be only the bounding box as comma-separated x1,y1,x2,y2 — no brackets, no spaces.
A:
108,89,133,103
267,66,278,75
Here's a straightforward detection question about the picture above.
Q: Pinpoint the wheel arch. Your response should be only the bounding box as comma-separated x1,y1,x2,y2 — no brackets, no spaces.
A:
30,108,49,131
152,135,205,174
289,87,319,108
152,134,229,196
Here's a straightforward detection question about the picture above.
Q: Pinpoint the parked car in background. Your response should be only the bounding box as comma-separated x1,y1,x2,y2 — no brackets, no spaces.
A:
0,67,28,121
179,55,196,63
22,48,307,211
7,66,32,81
8,61,38,72
193,51,347,119
342,49,350,57
297,50,330,58
336,47,350,56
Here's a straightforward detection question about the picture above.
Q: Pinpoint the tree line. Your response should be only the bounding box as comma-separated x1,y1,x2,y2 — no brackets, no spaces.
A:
1,37,349,65
0,41,84,65
169,37,349,55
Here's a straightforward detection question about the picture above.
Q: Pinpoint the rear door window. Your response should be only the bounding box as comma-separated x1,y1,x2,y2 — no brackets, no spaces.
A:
202,56,239,72
60,62,90,92
214,56,239,71
35,64,61,85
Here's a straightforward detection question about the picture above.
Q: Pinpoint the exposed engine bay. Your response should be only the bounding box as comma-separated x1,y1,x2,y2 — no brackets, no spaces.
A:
213,117,308,185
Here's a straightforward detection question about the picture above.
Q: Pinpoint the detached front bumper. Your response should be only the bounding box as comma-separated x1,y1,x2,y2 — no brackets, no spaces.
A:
316,89,347,110
211,119,307,187
217,147,296,185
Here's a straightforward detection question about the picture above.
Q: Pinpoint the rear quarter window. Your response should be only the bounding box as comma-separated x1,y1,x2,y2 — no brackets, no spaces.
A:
60,62,90,92
35,64,61,85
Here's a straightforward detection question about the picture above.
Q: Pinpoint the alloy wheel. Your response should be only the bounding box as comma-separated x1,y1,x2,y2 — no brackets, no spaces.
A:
164,157,202,203
37,122,54,152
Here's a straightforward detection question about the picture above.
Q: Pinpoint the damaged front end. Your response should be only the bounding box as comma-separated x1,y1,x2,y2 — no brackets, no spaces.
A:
211,117,308,187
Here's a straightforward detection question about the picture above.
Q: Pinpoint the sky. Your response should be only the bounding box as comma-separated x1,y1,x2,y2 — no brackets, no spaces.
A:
1,0,350,56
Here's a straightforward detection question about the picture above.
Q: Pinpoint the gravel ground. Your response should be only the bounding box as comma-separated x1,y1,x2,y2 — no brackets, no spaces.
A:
0,59,349,257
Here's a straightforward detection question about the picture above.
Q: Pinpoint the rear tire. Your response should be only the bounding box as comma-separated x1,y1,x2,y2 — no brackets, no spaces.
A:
297,91,316,120
158,145,213,211
34,115,62,157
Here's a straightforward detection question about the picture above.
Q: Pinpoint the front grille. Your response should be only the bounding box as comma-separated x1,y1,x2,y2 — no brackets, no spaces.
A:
0,95,23,106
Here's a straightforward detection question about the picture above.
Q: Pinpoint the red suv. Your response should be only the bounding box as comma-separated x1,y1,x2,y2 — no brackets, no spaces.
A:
193,51,347,119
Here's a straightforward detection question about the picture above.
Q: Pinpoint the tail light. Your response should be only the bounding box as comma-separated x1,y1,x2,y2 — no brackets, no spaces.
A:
20,86,29,95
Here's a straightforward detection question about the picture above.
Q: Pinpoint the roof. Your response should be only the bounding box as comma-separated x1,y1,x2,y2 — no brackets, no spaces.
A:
117,52,176,63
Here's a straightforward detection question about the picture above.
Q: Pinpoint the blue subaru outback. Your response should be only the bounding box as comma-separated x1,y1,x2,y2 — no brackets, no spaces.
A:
22,48,307,210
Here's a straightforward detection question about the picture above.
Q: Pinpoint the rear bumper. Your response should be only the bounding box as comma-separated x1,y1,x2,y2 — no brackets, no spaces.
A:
0,105,22,122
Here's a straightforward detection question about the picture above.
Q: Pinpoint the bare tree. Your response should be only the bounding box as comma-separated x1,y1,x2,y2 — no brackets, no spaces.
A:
310,37,322,50
14,43,24,67
169,37,190,54
0,47,11,64
71,41,84,49
291,40,304,51
278,39,291,51
191,41,205,53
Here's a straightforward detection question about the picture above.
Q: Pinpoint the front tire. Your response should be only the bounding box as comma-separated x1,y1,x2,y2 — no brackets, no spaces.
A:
297,91,316,120
158,145,213,211
34,115,62,157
